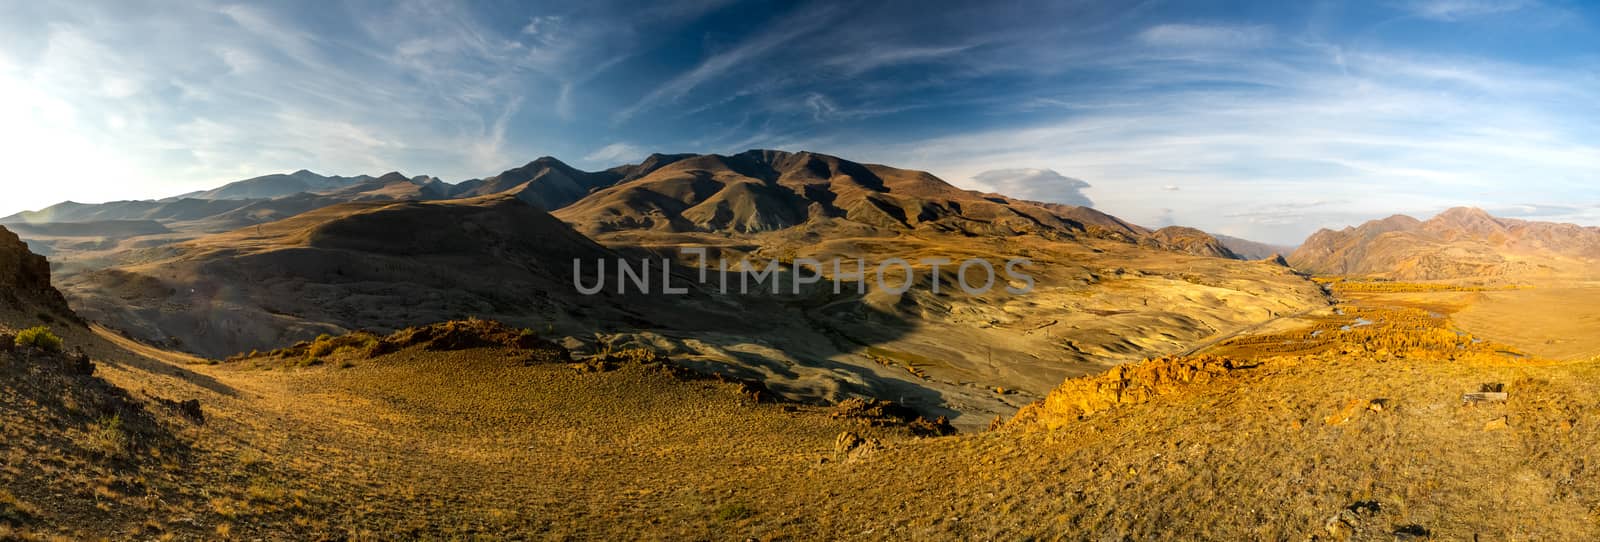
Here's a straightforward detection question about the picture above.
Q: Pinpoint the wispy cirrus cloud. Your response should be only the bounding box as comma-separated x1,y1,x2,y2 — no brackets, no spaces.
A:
1138,24,1273,48
611,2,842,124
583,142,647,164
1399,0,1536,21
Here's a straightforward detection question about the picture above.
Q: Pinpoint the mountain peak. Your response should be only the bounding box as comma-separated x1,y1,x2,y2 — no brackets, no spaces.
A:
1433,206,1494,222
1426,206,1505,235
529,156,572,169
375,172,411,184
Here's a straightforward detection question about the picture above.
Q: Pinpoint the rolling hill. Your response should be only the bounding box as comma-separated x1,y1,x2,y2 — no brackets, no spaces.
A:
61,195,622,358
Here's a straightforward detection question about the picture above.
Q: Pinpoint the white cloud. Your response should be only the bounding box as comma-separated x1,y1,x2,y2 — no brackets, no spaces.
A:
612,3,840,123
971,168,1094,207
836,42,1600,244
584,142,646,164
0,1,559,216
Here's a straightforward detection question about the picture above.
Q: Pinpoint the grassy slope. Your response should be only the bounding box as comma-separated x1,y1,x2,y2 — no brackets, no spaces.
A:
8,279,1600,539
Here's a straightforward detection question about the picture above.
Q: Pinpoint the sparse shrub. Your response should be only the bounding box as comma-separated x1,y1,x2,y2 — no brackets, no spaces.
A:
306,334,337,358
245,478,288,504
300,332,379,365
714,502,755,522
576,346,668,373
908,416,957,437
210,496,244,519
0,490,37,526
13,326,62,352
87,414,129,458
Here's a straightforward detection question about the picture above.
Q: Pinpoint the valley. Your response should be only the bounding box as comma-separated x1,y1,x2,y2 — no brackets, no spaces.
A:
3,152,1599,540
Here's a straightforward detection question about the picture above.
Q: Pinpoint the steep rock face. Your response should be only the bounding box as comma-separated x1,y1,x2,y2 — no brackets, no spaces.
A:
0,226,73,316
1289,207,1600,279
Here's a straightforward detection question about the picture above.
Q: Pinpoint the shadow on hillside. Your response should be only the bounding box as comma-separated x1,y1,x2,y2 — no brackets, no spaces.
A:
0,348,197,472
589,267,969,423
84,325,240,397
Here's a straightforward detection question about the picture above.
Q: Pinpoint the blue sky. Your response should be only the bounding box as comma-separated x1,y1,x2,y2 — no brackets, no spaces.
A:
1,0,1596,244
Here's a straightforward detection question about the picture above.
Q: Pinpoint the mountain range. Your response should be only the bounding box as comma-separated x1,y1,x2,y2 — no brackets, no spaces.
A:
1290,207,1600,280
1,150,1255,264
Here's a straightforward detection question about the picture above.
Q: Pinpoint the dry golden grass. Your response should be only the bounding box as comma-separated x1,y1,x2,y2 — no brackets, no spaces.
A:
1311,276,1515,293
12,269,1600,539
1453,285,1600,361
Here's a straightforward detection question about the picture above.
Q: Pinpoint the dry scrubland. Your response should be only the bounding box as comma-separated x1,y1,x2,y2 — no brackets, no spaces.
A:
7,277,1600,539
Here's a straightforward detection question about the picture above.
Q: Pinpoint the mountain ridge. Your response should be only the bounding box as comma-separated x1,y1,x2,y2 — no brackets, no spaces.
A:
1289,207,1600,279
3,150,1251,264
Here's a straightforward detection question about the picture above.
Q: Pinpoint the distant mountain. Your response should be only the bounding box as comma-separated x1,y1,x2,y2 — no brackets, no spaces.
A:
4,220,171,238
6,150,1249,271
1288,207,1600,279
1,198,267,225
175,170,373,200
1214,234,1295,261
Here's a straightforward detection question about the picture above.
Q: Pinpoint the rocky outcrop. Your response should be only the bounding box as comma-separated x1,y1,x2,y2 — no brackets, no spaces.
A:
0,226,73,317
1009,355,1247,431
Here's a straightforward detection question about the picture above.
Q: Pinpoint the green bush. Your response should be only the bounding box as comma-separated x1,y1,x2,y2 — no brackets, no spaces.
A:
14,326,63,352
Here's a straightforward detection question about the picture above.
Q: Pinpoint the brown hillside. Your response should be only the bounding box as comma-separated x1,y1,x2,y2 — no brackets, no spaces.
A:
558,150,1123,238
1147,226,1239,258
1289,207,1600,280
60,195,619,358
